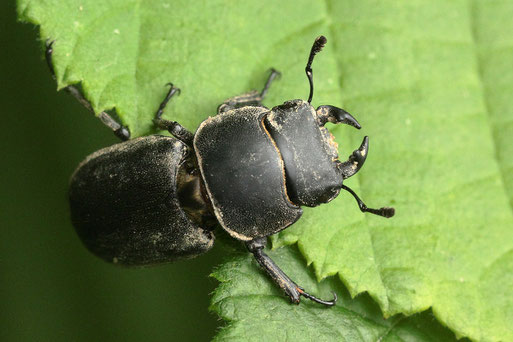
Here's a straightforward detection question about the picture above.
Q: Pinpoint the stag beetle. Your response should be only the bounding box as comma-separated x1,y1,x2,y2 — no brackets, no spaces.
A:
46,36,394,306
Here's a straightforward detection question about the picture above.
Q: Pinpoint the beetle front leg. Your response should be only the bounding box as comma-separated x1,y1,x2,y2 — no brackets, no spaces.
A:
45,40,130,141
217,69,281,113
246,237,337,306
259,68,281,99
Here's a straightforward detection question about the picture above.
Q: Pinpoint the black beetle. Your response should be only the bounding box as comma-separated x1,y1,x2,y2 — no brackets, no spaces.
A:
46,36,394,306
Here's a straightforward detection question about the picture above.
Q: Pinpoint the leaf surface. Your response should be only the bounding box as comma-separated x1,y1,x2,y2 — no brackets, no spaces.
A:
17,0,513,340
211,242,460,342
272,2,513,340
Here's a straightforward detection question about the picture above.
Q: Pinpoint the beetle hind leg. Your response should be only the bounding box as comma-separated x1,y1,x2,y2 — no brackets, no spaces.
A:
45,40,130,141
217,69,281,113
246,237,337,306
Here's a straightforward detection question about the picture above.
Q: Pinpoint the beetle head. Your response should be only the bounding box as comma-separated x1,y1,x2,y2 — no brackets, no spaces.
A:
264,36,370,207
297,36,369,205
305,35,369,179
266,99,368,207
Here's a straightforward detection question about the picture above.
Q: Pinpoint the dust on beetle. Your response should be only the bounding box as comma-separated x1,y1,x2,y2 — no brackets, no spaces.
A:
46,36,394,306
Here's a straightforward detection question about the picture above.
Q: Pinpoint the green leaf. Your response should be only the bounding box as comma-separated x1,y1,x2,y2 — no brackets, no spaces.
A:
17,0,330,137
272,1,513,341
211,241,460,342
17,0,513,341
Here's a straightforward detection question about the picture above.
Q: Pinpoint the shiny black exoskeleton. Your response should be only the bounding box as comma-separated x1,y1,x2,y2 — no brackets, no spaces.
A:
48,36,394,306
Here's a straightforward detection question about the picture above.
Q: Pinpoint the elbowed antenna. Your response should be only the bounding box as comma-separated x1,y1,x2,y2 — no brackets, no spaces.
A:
337,137,395,218
341,184,395,218
306,35,327,103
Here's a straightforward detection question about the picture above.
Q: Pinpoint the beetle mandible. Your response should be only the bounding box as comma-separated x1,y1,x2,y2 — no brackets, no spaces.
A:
47,36,395,306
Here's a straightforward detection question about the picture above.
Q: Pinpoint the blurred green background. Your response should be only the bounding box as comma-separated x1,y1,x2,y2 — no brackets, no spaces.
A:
0,2,225,340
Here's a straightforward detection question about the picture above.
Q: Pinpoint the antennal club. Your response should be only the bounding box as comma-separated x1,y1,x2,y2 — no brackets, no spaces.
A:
306,35,327,103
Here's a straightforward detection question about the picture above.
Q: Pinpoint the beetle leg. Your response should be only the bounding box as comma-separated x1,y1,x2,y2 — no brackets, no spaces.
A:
153,84,194,147
342,184,395,218
217,91,262,113
99,113,130,141
45,40,130,141
246,237,337,306
217,69,281,114
316,105,361,129
259,68,281,99
45,40,57,82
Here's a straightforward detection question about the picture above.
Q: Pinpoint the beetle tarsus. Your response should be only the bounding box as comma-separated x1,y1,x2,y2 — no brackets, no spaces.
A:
153,84,194,146
341,184,395,218
260,68,281,99
155,83,181,119
246,237,336,307
45,40,92,112
45,39,131,141
45,39,56,80
297,287,337,306
218,68,281,113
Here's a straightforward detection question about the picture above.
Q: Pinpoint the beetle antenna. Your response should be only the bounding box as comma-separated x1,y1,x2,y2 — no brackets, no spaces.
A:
306,35,327,103
341,184,395,218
